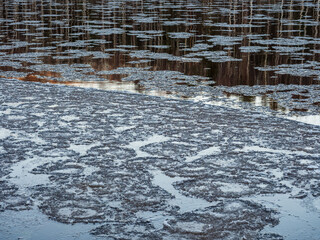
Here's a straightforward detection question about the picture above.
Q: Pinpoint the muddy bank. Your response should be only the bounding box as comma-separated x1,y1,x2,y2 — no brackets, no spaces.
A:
0,78,320,239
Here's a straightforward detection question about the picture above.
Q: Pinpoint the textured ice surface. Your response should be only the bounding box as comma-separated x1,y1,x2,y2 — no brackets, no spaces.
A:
0,78,320,239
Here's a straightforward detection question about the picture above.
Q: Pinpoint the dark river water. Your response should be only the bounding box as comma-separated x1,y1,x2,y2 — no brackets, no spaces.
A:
0,0,320,121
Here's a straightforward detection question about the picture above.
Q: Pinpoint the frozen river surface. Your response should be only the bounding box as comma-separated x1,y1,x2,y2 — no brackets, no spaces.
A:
0,77,320,239
1,0,320,239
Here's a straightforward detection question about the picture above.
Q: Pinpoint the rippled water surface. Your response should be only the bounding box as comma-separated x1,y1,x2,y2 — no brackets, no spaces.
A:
1,0,320,118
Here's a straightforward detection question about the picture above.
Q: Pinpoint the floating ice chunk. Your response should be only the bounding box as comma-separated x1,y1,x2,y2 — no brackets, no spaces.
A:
269,169,284,179
91,28,125,35
272,46,306,53
58,207,98,218
132,16,157,23
148,45,170,49
183,43,211,52
252,37,310,46
211,23,261,28
208,35,243,46
168,32,194,39
239,46,268,53
7,115,26,120
185,50,241,62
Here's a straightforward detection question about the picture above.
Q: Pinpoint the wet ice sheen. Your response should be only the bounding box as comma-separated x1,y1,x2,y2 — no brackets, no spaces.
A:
7,157,60,190
150,170,215,213
0,209,99,240
249,194,320,240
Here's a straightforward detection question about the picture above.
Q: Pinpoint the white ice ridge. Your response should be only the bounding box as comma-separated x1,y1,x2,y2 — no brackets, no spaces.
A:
185,146,221,163
235,145,320,157
287,115,320,126
126,134,171,158
113,125,136,132
69,143,100,156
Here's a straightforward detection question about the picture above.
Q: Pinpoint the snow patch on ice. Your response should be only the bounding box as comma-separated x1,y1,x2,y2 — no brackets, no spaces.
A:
219,182,249,193
4,102,24,107
0,109,12,115
69,143,99,156
0,128,11,139
61,115,80,121
126,134,171,158
114,125,136,132
8,157,61,190
287,115,320,126
185,146,221,163
7,115,26,120
236,146,320,157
